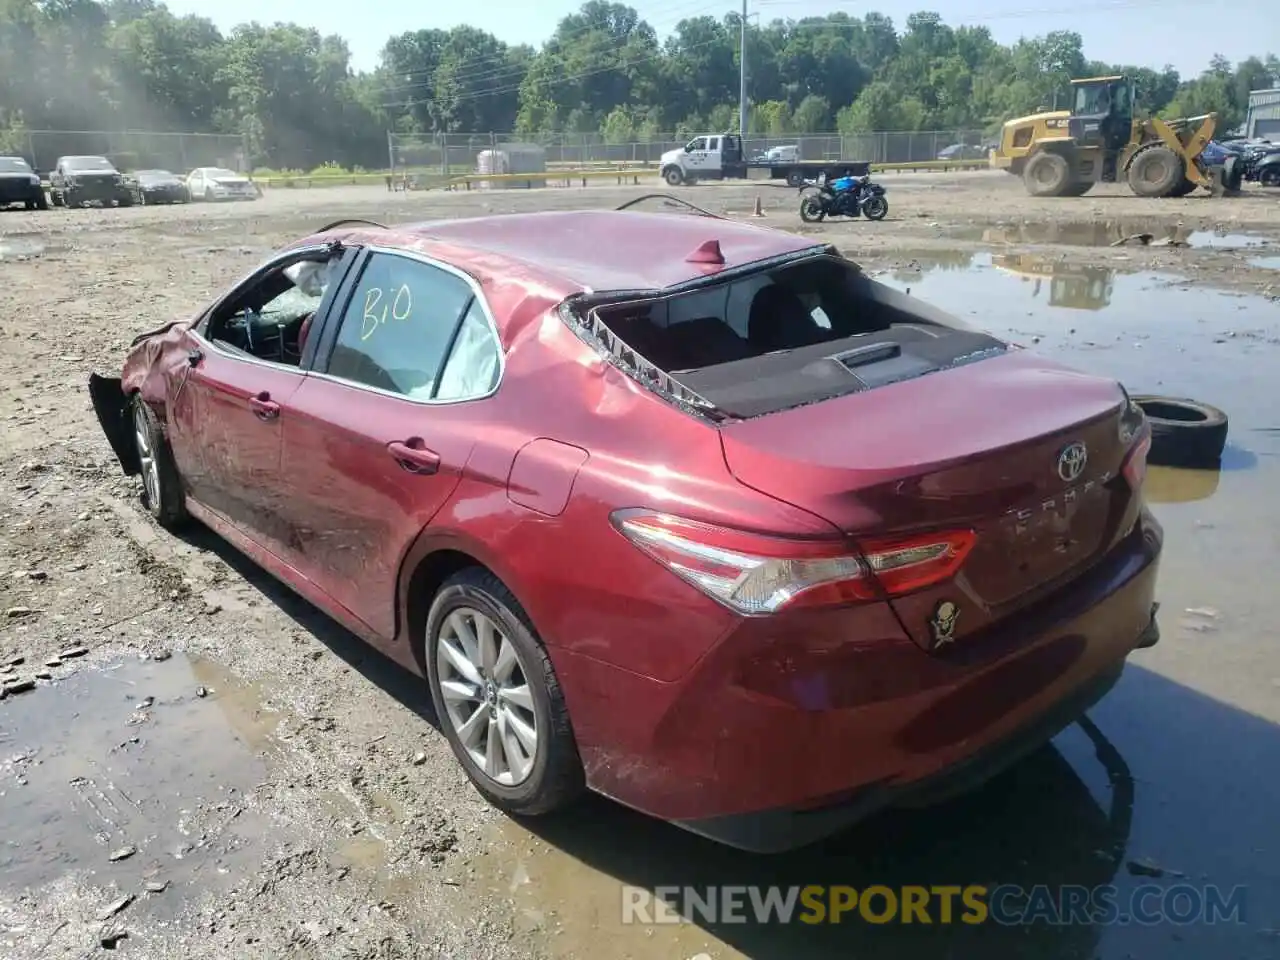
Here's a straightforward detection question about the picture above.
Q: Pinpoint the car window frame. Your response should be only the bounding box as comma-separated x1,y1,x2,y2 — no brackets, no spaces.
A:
188,243,362,373
306,245,505,407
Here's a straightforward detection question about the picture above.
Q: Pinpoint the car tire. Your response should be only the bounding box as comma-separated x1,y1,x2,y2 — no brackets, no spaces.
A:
424,567,585,817
204,187,215,202
662,166,683,187
50,190,63,207
1223,155,1245,192
36,191,49,210
1130,395,1229,469
131,395,188,528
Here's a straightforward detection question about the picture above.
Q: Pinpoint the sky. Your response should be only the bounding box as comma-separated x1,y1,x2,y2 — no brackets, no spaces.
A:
163,0,1277,79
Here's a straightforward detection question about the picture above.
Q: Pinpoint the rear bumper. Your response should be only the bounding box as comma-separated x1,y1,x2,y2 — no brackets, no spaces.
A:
676,652,1133,853
557,512,1162,851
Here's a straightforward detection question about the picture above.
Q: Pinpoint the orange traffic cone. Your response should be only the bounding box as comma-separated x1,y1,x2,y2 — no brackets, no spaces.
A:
752,196,765,217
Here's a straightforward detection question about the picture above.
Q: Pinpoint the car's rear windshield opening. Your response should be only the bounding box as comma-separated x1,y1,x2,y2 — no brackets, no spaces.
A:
592,254,1009,418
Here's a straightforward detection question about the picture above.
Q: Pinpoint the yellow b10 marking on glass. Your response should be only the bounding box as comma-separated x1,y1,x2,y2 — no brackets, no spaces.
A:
360,283,413,340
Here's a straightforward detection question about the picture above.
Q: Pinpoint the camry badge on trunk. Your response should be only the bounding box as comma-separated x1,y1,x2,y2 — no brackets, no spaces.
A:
1056,441,1088,482
929,600,959,649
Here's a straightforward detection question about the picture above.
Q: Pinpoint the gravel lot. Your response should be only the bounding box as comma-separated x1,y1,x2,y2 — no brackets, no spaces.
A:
2,170,1278,959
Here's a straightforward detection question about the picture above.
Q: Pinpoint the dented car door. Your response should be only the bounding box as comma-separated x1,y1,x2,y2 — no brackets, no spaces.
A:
278,248,497,639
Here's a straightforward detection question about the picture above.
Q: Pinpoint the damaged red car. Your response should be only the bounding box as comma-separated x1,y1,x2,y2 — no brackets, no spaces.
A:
89,202,1161,852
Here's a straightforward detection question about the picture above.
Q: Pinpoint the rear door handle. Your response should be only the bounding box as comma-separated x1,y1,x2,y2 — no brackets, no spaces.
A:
248,392,279,421
387,440,440,475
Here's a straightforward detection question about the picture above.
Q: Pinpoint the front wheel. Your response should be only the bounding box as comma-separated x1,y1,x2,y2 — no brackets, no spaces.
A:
662,166,683,187
131,396,188,529
36,192,49,210
862,195,889,220
425,568,585,817
799,196,827,223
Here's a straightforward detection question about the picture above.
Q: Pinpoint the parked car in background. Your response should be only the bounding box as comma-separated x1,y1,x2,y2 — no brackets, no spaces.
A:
127,169,190,204
1200,141,1242,166
186,167,258,202
1236,141,1280,186
89,207,1161,854
49,155,133,208
937,143,988,161
0,156,48,210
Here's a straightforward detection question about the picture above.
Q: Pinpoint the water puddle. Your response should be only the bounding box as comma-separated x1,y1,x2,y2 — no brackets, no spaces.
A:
945,221,1276,250
0,654,277,918
0,234,47,260
476,691,1278,960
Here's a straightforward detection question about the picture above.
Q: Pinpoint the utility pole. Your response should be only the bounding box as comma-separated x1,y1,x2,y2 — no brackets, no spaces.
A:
739,0,748,139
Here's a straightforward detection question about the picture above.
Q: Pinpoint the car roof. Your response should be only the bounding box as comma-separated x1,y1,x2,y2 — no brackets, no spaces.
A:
380,209,823,293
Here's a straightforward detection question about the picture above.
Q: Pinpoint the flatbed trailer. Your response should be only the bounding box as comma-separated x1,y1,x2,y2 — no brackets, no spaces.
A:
660,133,869,187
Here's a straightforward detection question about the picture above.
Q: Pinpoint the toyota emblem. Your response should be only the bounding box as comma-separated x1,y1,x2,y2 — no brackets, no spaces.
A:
1057,442,1088,482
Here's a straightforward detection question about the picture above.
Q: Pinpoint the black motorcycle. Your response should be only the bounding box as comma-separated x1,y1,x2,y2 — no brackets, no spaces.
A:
799,174,888,223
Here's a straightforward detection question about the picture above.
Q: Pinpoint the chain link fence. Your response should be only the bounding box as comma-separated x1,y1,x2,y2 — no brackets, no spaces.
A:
387,129,990,174
19,130,248,175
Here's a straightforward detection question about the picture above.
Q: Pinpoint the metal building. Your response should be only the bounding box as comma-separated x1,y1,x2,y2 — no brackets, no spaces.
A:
1246,88,1280,139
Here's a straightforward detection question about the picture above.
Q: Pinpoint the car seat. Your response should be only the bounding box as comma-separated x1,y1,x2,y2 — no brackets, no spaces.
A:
747,284,825,353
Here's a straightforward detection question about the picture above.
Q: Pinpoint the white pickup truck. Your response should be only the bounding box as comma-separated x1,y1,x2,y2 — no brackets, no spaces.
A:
659,133,869,188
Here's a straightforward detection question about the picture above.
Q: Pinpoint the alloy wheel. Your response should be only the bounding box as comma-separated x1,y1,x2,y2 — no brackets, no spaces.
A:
133,404,161,509
435,607,539,786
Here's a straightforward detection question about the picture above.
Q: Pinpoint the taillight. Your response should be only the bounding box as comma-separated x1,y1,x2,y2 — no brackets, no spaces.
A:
1117,386,1150,490
1123,433,1151,490
859,529,976,596
611,509,975,616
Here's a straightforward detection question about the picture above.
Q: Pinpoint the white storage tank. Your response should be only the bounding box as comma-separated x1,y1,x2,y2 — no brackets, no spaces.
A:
476,149,508,190
476,144,547,190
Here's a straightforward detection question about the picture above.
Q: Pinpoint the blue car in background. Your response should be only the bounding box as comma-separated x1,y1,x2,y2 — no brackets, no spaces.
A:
1200,141,1241,165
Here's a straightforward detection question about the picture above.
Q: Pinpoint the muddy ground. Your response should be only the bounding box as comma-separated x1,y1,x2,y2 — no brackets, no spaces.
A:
1,170,1278,959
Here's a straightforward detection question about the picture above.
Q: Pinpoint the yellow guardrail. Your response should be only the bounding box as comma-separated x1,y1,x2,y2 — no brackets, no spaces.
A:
445,168,651,190
870,159,990,173
255,172,400,188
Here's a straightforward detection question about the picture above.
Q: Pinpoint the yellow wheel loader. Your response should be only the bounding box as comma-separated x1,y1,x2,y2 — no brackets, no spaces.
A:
992,253,1115,310
990,76,1239,198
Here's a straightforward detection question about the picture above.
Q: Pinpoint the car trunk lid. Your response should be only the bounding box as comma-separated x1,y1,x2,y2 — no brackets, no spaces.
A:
716,350,1136,651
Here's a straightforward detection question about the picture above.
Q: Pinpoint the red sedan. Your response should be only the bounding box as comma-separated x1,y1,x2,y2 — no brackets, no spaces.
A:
89,206,1161,852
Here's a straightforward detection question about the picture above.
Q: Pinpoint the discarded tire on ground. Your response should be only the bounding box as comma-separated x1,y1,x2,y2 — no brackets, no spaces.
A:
1131,395,1229,468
